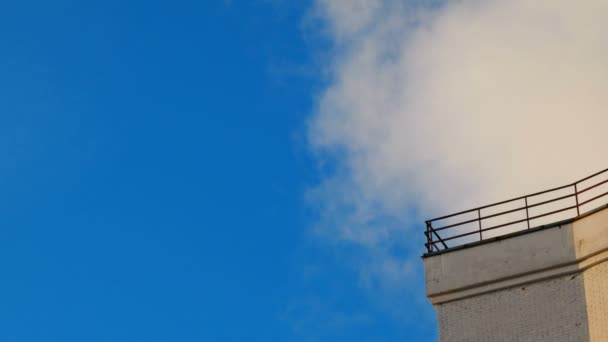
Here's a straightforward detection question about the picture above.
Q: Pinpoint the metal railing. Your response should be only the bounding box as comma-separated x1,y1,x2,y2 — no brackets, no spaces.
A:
424,167,608,255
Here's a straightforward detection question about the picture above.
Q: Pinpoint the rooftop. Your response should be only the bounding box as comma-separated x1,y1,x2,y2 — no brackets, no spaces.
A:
424,167,608,257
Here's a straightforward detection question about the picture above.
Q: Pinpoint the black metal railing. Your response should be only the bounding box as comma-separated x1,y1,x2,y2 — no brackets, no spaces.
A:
424,167,608,254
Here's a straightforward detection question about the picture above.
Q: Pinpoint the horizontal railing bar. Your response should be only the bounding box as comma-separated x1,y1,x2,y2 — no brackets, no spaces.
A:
430,205,578,245
475,218,530,236
431,193,576,232
575,167,608,184
433,217,531,243
578,190,608,207
477,192,575,223
434,208,568,244
430,217,484,232
527,205,578,222
526,193,576,210
428,198,522,222
425,167,608,254
526,184,575,200
429,183,574,223
429,168,608,225
432,207,527,232
478,206,527,221
578,178,608,195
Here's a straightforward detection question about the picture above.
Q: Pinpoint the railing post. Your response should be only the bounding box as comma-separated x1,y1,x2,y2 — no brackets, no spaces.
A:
478,209,482,242
423,168,608,254
426,221,432,253
525,196,530,229
574,183,580,216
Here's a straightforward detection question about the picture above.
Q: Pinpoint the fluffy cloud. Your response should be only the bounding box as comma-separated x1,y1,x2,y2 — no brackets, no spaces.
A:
308,0,608,285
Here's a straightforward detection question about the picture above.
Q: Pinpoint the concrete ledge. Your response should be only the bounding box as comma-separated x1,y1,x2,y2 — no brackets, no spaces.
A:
429,247,608,304
425,207,608,305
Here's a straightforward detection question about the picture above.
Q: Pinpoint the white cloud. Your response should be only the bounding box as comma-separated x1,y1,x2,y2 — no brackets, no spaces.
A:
308,0,608,291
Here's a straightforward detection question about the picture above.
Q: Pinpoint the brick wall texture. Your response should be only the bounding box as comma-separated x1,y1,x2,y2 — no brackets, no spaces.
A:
436,273,590,342
583,261,608,341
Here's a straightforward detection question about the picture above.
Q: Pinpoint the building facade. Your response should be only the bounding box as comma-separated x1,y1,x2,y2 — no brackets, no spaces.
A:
424,206,608,341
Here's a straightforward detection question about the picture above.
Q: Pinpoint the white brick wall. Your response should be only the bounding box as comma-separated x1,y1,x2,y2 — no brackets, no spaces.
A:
584,261,608,341
436,273,589,342
427,209,608,341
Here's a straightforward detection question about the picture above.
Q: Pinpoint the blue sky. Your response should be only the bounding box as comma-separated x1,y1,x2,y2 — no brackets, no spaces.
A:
0,1,436,341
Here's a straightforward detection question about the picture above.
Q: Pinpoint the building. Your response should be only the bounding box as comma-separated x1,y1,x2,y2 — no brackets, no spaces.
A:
423,168,608,341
